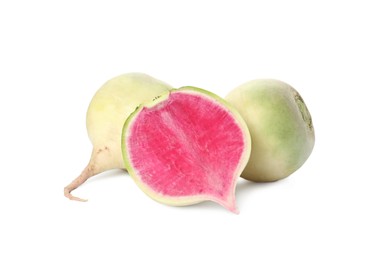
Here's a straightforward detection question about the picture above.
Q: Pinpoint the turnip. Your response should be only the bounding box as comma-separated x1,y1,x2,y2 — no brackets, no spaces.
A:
225,79,315,182
64,73,172,201
121,87,251,213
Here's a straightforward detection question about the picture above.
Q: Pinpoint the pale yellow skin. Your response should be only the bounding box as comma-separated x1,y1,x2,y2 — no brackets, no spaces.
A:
64,73,172,201
225,79,315,182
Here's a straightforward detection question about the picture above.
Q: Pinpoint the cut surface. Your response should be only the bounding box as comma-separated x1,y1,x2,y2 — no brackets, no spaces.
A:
122,87,250,212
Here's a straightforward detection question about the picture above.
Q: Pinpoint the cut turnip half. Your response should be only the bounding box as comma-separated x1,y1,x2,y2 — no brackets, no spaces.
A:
122,87,251,213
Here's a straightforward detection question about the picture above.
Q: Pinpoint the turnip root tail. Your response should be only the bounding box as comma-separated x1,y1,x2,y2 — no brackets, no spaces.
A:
64,164,94,202
64,147,117,202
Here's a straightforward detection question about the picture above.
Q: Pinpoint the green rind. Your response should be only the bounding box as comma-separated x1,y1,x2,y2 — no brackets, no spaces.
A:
121,86,251,212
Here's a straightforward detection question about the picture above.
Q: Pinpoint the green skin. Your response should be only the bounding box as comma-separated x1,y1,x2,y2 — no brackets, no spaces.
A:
225,79,315,182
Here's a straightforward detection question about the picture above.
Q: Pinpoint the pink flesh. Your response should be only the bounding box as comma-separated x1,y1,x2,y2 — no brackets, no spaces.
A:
126,91,245,201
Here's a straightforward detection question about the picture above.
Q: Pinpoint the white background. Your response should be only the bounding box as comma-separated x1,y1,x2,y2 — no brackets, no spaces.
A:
1,0,389,259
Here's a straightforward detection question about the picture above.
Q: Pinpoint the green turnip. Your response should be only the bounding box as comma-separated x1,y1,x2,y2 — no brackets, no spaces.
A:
226,79,315,182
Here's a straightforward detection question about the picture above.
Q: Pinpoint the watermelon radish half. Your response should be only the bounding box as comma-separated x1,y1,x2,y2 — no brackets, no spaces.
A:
122,87,251,213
